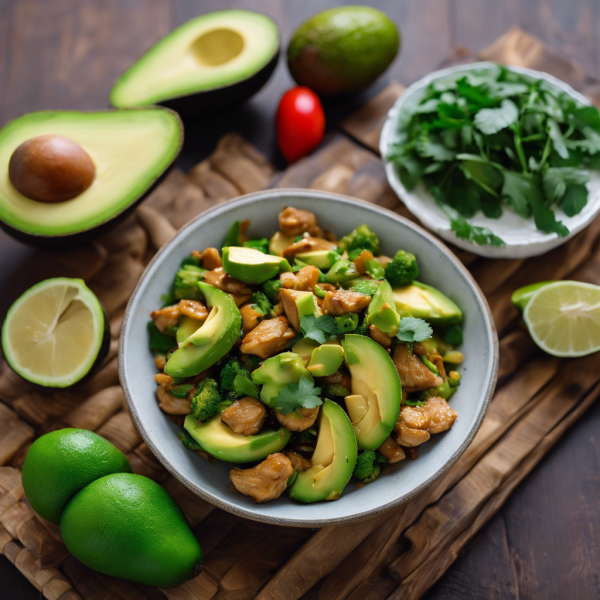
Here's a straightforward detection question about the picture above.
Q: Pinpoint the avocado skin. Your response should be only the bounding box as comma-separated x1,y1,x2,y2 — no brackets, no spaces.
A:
160,50,279,115
0,108,183,248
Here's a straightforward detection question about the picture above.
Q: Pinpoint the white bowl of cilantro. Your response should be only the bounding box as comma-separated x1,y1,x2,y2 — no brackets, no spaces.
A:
380,62,600,258
119,190,498,526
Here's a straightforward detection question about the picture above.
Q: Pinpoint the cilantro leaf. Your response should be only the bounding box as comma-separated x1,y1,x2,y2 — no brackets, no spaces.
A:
416,136,456,162
474,99,519,135
542,167,589,203
396,317,433,343
561,183,588,217
547,119,569,159
274,377,323,415
300,314,338,345
501,171,534,218
529,191,570,237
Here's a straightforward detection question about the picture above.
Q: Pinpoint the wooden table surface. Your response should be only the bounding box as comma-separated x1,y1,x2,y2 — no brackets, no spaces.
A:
1,1,599,599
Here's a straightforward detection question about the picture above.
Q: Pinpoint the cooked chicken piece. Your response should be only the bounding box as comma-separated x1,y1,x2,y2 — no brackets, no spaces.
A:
353,250,375,275
203,268,253,295
221,397,267,436
279,289,311,331
279,207,322,237
154,373,175,387
178,299,208,321
401,405,432,430
240,304,263,336
404,446,420,460
191,247,222,270
276,407,319,432
150,304,180,334
285,450,312,472
368,324,394,348
155,355,167,370
377,437,406,463
375,255,392,268
317,283,336,293
392,344,443,393
240,316,296,359
394,419,431,447
271,302,284,317
230,294,253,307
423,396,458,434
280,265,320,291
322,289,371,316
230,453,294,503
156,385,192,415
427,354,447,380
413,342,428,355
282,237,336,259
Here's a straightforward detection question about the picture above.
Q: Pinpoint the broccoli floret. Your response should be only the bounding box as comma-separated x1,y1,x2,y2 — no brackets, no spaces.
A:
190,378,221,421
243,238,269,254
240,354,261,372
353,450,377,479
354,315,369,336
252,291,272,316
174,264,207,300
219,358,250,392
362,465,381,484
293,426,318,445
178,431,202,452
262,279,283,300
338,225,380,257
385,250,419,287
375,452,387,464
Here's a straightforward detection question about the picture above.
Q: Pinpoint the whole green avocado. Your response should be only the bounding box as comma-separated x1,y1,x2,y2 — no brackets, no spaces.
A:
287,6,400,95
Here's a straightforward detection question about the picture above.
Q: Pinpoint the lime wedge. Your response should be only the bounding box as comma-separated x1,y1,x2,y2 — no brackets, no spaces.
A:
2,277,108,387
523,281,600,357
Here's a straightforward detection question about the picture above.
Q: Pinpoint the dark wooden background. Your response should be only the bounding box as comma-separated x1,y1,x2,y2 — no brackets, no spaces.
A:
1,1,599,599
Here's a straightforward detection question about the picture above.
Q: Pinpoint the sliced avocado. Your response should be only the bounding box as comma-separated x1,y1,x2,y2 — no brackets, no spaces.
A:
184,413,291,463
295,250,336,270
165,283,241,378
269,231,295,256
341,335,402,450
176,315,204,345
280,289,321,331
324,260,358,285
252,352,312,407
392,281,462,326
307,343,344,377
289,399,357,502
0,109,182,245
111,10,280,112
222,246,291,284
366,280,400,335
292,337,319,366
511,281,555,311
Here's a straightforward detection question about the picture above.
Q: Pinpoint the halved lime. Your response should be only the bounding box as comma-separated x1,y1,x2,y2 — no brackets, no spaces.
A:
2,277,108,387
523,281,600,357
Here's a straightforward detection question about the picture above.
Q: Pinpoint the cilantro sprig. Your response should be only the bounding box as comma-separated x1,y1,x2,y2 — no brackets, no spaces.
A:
389,65,600,245
274,377,323,415
300,314,338,344
396,317,433,343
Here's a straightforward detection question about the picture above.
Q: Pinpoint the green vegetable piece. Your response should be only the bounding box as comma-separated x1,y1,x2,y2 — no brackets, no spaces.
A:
313,285,327,299
362,464,381,484
222,220,242,248
448,371,462,387
165,283,241,378
190,378,221,421
442,350,464,364
335,313,359,333
170,383,193,399
233,373,260,399
392,281,462,326
307,343,345,377
219,357,250,391
299,314,338,345
243,238,270,254
511,281,555,311
364,257,385,279
366,280,401,335
252,352,313,407
354,315,369,336
178,430,202,452
344,278,381,296
385,250,419,287
396,317,433,344
222,246,291,284
295,250,337,270
353,450,376,480
325,383,350,397
324,260,359,284
287,471,298,488
262,279,283,300
148,321,175,352
338,224,380,256
251,291,272,316
273,376,323,415
421,356,438,375
174,265,206,300
434,378,456,401
443,325,463,346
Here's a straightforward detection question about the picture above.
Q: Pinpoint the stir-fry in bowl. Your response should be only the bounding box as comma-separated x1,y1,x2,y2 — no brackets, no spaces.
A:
120,190,497,526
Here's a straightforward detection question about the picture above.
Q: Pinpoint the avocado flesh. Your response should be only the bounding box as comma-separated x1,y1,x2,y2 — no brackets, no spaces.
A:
184,413,291,463
176,315,204,345
110,10,279,108
366,280,400,335
165,283,241,378
222,246,291,284
289,399,357,502
296,250,335,270
307,344,344,377
341,335,402,450
0,109,182,239
392,281,462,326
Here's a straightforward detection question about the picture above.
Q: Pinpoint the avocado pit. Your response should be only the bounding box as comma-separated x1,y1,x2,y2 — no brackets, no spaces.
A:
9,134,96,203
190,29,244,66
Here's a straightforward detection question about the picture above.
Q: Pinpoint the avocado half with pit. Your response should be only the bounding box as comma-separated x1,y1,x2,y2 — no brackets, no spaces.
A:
0,108,183,246
341,334,402,450
110,10,280,113
289,399,357,503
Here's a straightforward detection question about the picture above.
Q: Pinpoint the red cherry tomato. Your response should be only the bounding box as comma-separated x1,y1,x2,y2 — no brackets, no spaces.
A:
276,86,325,163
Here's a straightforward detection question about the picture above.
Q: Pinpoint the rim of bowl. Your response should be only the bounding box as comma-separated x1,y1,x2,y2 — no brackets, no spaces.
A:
119,188,499,527
379,61,597,259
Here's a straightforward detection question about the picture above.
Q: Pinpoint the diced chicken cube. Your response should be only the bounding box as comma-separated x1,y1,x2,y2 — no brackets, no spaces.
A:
150,304,180,334
280,265,320,292
178,299,208,321
392,344,443,393
203,268,253,295
377,436,406,463
279,207,322,237
322,289,371,316
240,304,263,336
284,450,312,472
221,397,267,436
276,407,319,432
230,453,294,503
422,396,458,434
240,316,296,359
191,247,222,270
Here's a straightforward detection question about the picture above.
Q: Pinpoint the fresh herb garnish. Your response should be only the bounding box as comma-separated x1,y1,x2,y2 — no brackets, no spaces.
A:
389,65,600,245
395,317,433,343
274,377,323,415
300,314,338,344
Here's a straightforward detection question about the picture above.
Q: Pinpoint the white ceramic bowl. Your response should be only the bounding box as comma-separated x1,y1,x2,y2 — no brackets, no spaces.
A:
380,62,600,259
119,190,498,526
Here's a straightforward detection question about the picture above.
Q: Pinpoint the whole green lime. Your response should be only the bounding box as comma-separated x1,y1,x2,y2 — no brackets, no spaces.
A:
61,473,203,587
287,6,400,95
22,428,131,524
